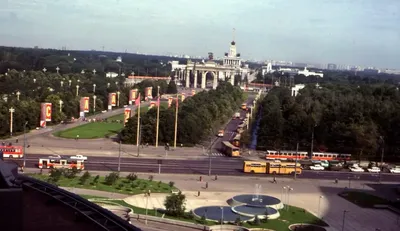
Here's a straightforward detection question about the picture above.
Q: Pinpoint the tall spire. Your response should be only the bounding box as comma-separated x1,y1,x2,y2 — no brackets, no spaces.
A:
231,28,236,45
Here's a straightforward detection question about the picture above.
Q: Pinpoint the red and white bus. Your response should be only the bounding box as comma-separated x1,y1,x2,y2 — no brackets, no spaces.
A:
265,150,351,161
38,157,85,170
0,145,24,158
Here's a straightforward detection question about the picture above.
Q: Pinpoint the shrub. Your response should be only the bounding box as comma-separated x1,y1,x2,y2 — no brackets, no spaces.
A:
104,172,119,185
126,173,138,181
49,168,63,183
169,181,175,188
200,215,206,224
254,215,260,225
79,171,91,185
164,191,186,217
148,175,154,181
157,181,162,188
116,183,124,190
92,175,100,185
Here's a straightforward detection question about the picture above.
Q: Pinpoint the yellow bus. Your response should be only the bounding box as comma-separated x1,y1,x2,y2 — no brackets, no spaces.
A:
243,161,302,175
267,162,302,175
221,141,240,157
232,134,241,147
243,161,267,173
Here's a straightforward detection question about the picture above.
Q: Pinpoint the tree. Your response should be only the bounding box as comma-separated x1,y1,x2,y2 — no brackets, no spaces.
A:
164,191,186,217
79,171,91,185
104,172,119,185
166,81,178,94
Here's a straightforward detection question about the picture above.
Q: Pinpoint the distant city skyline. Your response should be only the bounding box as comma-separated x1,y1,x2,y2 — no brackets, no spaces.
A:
1,0,399,69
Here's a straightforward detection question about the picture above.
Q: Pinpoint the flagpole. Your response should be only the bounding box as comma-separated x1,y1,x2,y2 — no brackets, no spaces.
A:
155,86,160,147
173,94,179,148
136,94,141,147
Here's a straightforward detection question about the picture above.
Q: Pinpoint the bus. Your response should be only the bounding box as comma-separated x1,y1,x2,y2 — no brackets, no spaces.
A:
0,145,23,158
232,134,241,147
241,103,247,110
221,141,240,157
243,161,302,175
38,157,85,170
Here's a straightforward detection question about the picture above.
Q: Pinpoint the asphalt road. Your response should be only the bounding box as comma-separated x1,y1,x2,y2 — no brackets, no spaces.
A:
8,154,400,182
210,94,257,154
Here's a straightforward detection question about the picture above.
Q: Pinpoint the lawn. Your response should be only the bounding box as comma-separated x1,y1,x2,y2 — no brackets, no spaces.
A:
83,196,327,231
338,191,389,208
29,173,177,195
54,102,169,139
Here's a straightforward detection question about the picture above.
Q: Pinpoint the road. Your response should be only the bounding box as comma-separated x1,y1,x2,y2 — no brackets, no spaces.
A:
9,154,400,182
210,93,257,155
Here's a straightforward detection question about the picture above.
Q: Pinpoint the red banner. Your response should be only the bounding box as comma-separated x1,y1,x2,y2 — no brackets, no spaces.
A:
80,97,90,113
145,87,153,100
124,108,131,126
168,97,173,108
108,93,116,106
129,89,138,104
40,103,52,127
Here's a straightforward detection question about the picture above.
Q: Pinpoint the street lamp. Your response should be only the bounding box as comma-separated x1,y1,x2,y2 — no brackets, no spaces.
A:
68,79,72,87
93,84,96,93
220,206,224,230
93,95,97,113
107,83,110,88
76,85,79,96
281,186,287,208
56,66,60,74
379,136,384,183
286,187,293,211
42,68,47,73
117,91,120,107
22,121,28,171
81,70,85,74
342,210,349,231
60,80,64,87
92,69,96,75
16,91,20,101
9,107,15,136
59,100,63,112
318,195,324,218
155,86,160,147
33,78,36,84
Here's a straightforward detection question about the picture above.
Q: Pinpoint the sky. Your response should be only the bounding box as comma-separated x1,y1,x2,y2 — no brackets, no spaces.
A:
1,0,400,69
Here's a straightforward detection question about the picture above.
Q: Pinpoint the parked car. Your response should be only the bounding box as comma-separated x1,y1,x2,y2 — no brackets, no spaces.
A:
349,165,364,172
390,166,400,174
70,155,88,161
310,164,325,171
367,167,381,173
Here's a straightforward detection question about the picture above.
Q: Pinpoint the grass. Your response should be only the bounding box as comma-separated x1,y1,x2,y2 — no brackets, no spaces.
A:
243,205,329,231
338,191,389,208
54,102,169,139
29,173,177,195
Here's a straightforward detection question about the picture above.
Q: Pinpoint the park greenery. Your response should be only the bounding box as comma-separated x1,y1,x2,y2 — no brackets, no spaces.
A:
30,169,176,195
120,82,245,145
256,83,400,160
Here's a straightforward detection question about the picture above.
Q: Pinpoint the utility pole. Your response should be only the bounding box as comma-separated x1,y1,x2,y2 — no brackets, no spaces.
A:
23,121,28,171
294,142,299,179
118,138,122,172
310,123,316,158
136,118,142,157
379,136,384,183
155,86,160,147
208,134,213,176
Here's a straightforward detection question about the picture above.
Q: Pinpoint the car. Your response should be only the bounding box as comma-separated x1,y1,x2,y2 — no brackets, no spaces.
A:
70,155,88,161
367,167,381,173
349,165,364,172
390,167,400,174
310,164,325,171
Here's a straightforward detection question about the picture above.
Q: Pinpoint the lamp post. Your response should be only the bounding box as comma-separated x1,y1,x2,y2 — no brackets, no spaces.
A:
76,85,79,96
107,83,110,88
9,107,15,136
93,84,96,93
81,70,85,74
117,91,120,107
155,86,160,147
68,79,72,87
60,80,64,87
318,195,324,218
56,66,60,74
42,68,47,73
294,142,299,179
59,100,63,112
286,187,293,211
281,186,287,208
92,69,96,75
22,121,28,171
16,91,20,101
220,206,224,230
342,210,349,231
379,136,384,183
93,95,97,113
310,123,317,158
145,193,149,225
33,78,36,84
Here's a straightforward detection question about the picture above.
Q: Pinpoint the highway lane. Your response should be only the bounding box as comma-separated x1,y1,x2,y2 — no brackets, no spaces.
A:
6,155,400,182
211,93,257,154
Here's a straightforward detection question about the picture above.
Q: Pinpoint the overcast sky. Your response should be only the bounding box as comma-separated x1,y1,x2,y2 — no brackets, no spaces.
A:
1,0,400,68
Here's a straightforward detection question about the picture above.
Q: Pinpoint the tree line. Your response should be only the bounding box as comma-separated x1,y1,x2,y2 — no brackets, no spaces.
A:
0,69,177,138
120,82,244,146
256,84,400,160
